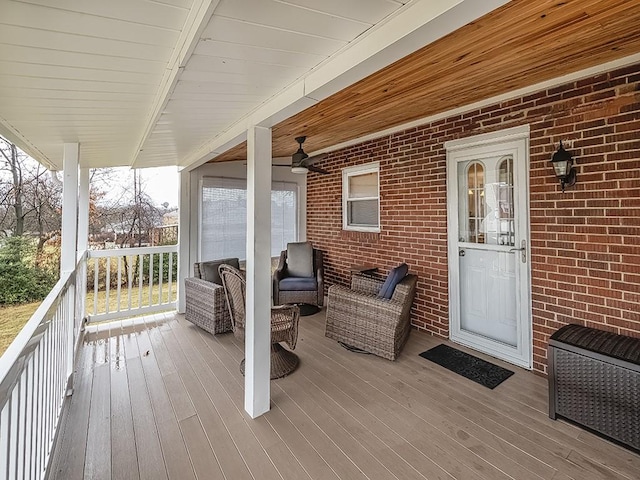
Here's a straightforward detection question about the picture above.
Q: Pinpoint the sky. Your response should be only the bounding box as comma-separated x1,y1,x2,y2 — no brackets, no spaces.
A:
93,165,179,209
138,166,179,208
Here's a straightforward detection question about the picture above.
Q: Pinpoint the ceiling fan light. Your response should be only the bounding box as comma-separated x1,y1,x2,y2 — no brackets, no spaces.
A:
291,166,308,174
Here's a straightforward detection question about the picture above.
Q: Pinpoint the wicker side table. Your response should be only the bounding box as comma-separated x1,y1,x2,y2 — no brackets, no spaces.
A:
548,324,640,451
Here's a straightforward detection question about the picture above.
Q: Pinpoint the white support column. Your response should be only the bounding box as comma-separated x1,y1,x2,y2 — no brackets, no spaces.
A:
77,167,90,256
177,168,191,313
75,167,90,336
61,143,79,394
245,126,272,418
60,143,79,273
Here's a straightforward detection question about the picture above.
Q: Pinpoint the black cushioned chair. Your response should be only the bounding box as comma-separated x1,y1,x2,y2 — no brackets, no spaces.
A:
273,242,324,307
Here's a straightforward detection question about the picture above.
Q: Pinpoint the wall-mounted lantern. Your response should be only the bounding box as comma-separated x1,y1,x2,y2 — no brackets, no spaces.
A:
551,141,577,192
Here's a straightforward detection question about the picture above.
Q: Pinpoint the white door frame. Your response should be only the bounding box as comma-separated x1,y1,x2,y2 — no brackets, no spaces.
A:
445,125,532,369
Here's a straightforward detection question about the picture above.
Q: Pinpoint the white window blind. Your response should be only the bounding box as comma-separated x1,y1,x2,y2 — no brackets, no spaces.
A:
200,177,298,261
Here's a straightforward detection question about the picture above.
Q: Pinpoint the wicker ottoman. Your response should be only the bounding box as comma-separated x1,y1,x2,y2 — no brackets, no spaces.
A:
548,324,640,451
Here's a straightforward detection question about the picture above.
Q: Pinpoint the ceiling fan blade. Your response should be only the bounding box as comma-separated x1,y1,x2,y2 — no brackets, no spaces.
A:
304,153,327,166
307,165,330,175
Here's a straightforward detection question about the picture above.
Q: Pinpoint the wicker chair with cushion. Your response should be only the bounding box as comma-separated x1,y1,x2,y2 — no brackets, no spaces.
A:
219,264,300,379
273,242,324,307
184,257,239,335
325,266,417,360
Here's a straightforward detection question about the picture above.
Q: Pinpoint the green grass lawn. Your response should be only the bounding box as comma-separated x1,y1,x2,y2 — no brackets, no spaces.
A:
0,302,39,356
0,284,177,357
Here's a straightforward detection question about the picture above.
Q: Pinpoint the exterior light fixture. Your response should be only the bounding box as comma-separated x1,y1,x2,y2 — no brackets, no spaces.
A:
551,141,576,192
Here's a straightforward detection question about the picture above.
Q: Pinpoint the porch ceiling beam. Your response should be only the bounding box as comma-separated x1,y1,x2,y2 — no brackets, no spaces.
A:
180,0,509,171
130,0,221,169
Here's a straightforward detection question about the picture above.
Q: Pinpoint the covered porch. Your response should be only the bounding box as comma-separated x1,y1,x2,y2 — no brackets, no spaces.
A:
49,310,638,480
2,0,640,478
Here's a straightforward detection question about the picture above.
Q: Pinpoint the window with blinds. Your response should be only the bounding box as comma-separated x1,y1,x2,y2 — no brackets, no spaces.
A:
342,162,380,232
200,177,298,261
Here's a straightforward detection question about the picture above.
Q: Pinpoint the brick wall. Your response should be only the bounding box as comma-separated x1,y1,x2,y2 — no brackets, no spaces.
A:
306,62,640,374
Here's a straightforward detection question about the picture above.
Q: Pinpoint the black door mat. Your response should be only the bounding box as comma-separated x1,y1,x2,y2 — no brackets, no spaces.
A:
419,344,514,389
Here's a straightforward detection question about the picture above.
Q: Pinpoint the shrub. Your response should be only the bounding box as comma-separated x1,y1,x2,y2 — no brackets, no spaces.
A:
0,237,58,305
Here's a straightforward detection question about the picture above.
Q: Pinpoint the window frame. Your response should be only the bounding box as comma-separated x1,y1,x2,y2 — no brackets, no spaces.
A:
342,162,380,232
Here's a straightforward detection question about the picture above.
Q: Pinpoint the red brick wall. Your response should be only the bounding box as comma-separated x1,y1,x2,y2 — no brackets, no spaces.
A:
306,62,640,374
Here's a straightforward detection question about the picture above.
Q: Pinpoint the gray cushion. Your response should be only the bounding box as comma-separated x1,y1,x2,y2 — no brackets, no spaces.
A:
279,277,318,292
286,242,314,278
197,258,239,285
378,263,408,299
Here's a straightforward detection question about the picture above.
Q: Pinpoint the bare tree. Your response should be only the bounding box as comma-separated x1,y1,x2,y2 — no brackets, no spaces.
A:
0,138,25,236
91,168,162,248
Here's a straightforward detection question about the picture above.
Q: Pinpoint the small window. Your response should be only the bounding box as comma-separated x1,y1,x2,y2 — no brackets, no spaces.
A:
342,163,380,232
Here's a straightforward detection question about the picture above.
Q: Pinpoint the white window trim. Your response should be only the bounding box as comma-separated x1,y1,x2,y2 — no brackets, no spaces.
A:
342,162,380,233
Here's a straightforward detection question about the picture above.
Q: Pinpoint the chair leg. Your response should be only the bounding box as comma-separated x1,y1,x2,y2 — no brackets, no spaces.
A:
239,343,299,379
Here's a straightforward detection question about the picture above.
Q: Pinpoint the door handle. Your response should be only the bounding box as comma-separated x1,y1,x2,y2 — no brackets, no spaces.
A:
509,240,527,263
459,249,465,257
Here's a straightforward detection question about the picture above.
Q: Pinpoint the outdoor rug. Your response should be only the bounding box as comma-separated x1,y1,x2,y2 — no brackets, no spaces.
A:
419,344,514,389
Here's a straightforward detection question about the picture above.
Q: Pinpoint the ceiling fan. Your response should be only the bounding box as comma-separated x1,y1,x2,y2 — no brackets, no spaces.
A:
279,136,329,175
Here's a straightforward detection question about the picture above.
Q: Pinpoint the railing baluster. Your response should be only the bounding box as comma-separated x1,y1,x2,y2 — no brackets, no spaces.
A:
24,357,34,480
17,369,27,479
105,257,111,315
168,252,174,303
159,252,164,304
8,385,19,479
40,329,50,476
46,317,55,466
93,258,98,316
148,253,153,307
116,256,122,312
1,397,11,478
127,255,133,311
32,345,42,480
138,253,143,309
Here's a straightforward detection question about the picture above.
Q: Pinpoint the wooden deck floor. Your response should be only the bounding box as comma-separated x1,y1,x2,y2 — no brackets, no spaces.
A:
49,310,639,480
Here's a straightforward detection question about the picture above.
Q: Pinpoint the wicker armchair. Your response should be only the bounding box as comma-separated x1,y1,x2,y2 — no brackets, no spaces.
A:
219,264,300,379
273,243,324,307
325,272,417,360
184,258,239,335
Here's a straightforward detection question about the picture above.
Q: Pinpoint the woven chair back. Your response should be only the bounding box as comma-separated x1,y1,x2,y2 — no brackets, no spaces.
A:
219,264,246,340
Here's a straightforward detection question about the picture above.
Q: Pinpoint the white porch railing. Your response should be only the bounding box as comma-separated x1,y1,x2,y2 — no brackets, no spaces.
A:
0,244,179,479
86,245,178,323
0,253,86,480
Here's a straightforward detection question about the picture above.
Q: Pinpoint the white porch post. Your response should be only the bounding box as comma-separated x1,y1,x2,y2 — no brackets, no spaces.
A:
60,143,79,273
77,167,90,255
245,125,272,418
75,167,90,336
61,143,79,393
177,168,191,313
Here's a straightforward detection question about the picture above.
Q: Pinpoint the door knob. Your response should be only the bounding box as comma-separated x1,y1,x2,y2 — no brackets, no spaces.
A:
508,240,527,263
459,250,466,257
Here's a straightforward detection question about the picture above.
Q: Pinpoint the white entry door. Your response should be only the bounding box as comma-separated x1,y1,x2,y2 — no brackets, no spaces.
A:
445,126,532,369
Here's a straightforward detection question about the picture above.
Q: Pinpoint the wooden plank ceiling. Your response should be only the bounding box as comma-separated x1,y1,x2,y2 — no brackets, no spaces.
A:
213,0,640,163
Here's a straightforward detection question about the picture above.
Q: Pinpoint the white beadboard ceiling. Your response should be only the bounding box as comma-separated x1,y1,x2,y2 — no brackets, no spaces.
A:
0,0,504,170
